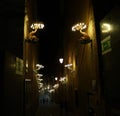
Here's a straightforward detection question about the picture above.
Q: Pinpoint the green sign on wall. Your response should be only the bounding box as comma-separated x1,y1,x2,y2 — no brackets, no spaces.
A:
16,57,23,75
101,35,112,55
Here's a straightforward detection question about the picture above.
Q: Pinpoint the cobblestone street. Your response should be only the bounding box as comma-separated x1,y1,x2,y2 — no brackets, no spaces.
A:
35,101,74,116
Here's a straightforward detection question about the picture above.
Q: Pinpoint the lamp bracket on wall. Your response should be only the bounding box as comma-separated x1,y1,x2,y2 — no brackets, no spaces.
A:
64,63,75,72
27,29,39,42
26,22,44,42
72,22,92,44
79,38,92,44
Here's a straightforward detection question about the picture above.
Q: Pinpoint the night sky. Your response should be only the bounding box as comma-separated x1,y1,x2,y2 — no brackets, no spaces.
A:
36,0,64,76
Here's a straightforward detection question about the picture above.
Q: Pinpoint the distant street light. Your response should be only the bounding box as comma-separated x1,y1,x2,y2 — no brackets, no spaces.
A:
59,58,63,64
35,64,44,70
36,73,43,78
55,77,58,81
64,63,75,72
64,63,73,68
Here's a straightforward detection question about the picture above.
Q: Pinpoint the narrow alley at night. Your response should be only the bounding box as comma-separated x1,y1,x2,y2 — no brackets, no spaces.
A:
1,0,120,116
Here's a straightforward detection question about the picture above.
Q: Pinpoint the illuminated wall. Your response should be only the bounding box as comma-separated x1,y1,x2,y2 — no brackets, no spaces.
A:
63,0,101,115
